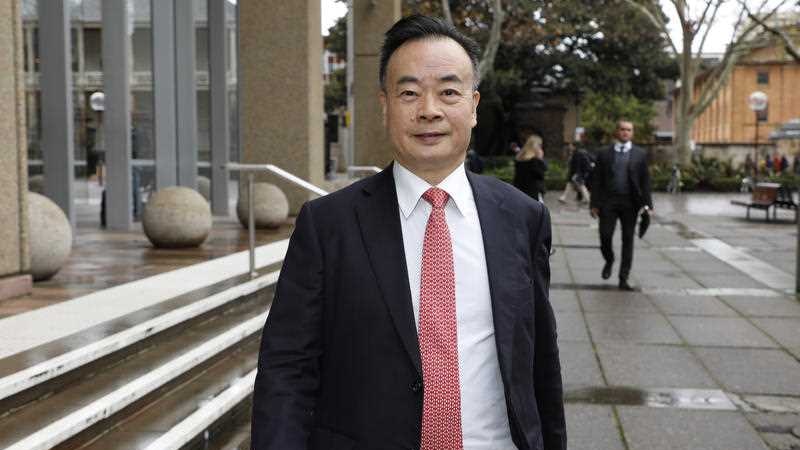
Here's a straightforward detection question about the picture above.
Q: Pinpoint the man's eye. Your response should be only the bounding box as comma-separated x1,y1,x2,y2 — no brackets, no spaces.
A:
442,89,459,96
400,90,417,97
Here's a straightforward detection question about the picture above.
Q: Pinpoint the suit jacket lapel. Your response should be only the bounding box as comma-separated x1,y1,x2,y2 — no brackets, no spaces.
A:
355,167,422,377
467,172,526,391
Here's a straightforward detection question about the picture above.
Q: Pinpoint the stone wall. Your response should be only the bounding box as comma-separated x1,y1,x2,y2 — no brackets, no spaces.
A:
0,0,29,277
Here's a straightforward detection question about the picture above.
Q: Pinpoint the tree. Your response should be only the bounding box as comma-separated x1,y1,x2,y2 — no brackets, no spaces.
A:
623,0,791,164
325,14,347,59
404,0,507,81
581,91,657,143
745,4,800,61
405,0,676,156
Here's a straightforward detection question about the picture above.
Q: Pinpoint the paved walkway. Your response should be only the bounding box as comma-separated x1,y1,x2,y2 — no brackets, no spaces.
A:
547,192,800,450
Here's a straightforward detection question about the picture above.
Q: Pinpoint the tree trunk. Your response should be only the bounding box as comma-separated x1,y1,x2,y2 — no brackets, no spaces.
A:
674,22,694,166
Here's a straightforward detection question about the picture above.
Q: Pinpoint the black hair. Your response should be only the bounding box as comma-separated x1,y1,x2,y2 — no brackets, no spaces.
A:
379,14,481,91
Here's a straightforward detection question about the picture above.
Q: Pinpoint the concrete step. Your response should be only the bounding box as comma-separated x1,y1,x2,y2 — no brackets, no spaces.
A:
0,284,273,450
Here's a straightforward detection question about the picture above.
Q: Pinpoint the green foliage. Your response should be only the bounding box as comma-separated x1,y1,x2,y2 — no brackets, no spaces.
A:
766,173,800,190
324,14,347,57
581,92,656,143
324,68,347,114
404,0,675,106
482,157,568,191
483,157,515,183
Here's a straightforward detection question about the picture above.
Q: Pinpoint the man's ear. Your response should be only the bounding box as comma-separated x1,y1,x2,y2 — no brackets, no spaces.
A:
379,91,387,128
471,90,480,127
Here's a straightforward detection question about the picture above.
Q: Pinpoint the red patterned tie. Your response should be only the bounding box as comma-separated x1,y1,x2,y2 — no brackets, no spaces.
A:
419,187,463,450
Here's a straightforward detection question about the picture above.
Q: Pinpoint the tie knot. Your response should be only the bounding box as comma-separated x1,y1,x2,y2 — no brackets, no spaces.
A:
422,187,449,209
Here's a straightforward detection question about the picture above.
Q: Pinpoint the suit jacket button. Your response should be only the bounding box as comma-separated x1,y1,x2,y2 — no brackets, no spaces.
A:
410,380,422,393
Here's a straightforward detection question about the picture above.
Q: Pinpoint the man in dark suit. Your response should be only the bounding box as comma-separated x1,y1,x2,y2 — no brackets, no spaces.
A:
589,120,653,291
252,15,565,450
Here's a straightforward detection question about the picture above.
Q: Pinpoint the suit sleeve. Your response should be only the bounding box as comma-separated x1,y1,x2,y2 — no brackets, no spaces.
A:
589,152,606,211
531,205,567,450
252,203,324,450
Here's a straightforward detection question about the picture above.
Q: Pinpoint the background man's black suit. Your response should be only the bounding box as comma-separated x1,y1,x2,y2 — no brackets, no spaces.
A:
251,166,566,450
589,145,653,283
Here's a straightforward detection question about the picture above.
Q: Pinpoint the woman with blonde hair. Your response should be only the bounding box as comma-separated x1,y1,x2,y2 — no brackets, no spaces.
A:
513,134,548,201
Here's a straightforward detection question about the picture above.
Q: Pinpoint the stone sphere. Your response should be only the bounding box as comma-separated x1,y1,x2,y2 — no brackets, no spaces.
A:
142,187,212,248
28,175,45,194
28,192,72,281
236,182,289,229
196,176,211,201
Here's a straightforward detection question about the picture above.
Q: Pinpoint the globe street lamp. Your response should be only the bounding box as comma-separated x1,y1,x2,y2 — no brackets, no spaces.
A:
748,91,768,179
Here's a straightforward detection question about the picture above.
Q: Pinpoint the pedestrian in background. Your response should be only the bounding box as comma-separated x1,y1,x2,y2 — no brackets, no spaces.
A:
558,143,592,205
666,164,682,194
513,134,548,202
744,154,755,178
589,120,653,291
780,154,790,174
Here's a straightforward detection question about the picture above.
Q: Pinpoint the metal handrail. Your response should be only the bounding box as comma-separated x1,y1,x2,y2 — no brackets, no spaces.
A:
225,163,328,278
347,165,382,176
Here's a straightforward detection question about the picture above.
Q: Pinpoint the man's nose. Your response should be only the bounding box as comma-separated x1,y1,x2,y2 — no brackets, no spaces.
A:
417,94,442,121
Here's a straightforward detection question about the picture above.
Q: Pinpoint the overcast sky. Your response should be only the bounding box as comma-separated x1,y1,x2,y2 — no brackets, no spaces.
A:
661,0,797,54
321,0,347,35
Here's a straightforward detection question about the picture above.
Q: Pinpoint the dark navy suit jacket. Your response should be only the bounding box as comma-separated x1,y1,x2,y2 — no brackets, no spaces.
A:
251,165,566,450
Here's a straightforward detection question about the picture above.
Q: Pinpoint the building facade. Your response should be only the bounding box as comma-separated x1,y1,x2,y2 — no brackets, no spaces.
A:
688,19,800,164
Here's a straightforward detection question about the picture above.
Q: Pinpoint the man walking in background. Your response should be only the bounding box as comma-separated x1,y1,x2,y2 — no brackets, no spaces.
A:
590,120,653,291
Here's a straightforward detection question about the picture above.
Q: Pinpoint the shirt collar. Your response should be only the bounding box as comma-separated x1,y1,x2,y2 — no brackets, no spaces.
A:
393,161,473,219
615,141,632,152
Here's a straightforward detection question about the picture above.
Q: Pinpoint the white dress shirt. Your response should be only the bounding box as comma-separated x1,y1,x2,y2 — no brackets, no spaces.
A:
393,162,516,450
615,140,632,152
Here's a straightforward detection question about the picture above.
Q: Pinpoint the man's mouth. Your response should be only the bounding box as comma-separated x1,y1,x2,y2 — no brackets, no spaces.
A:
414,132,446,137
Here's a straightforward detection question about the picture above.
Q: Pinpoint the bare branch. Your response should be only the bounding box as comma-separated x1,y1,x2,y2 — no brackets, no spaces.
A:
731,0,788,47
622,0,679,55
742,1,799,61
695,0,723,57
671,0,688,31
441,0,454,27
691,43,750,119
477,0,505,81
695,0,715,35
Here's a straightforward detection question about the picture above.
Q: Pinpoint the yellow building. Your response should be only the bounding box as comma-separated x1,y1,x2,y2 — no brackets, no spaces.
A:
688,23,800,162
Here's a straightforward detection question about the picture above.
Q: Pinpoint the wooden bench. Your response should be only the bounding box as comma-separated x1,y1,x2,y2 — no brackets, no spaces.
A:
731,182,780,221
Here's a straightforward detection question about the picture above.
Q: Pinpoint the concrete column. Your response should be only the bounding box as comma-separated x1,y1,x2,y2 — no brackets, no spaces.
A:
175,0,198,189
151,0,177,189
350,0,400,168
102,0,133,230
0,0,30,277
38,0,75,224
239,0,324,213
208,0,229,215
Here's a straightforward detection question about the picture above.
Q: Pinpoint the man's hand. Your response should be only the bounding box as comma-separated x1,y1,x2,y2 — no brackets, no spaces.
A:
590,208,599,219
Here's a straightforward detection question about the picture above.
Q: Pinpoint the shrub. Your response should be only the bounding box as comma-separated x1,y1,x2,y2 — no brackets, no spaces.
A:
708,176,742,192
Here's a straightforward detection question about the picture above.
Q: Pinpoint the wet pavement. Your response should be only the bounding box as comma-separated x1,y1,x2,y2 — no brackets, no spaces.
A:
546,192,799,450
2,189,798,449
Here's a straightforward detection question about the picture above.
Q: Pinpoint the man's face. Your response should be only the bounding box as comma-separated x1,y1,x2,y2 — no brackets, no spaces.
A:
379,37,480,180
616,122,634,143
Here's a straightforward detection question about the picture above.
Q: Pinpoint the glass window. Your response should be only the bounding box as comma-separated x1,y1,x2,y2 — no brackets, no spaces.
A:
83,28,101,71
757,71,769,84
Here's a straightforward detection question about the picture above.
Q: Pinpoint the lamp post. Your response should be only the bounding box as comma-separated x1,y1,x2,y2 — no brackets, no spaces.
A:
748,91,768,180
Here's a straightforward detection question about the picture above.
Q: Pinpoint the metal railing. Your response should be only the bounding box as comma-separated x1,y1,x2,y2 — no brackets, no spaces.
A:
225,163,329,278
347,165,382,177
